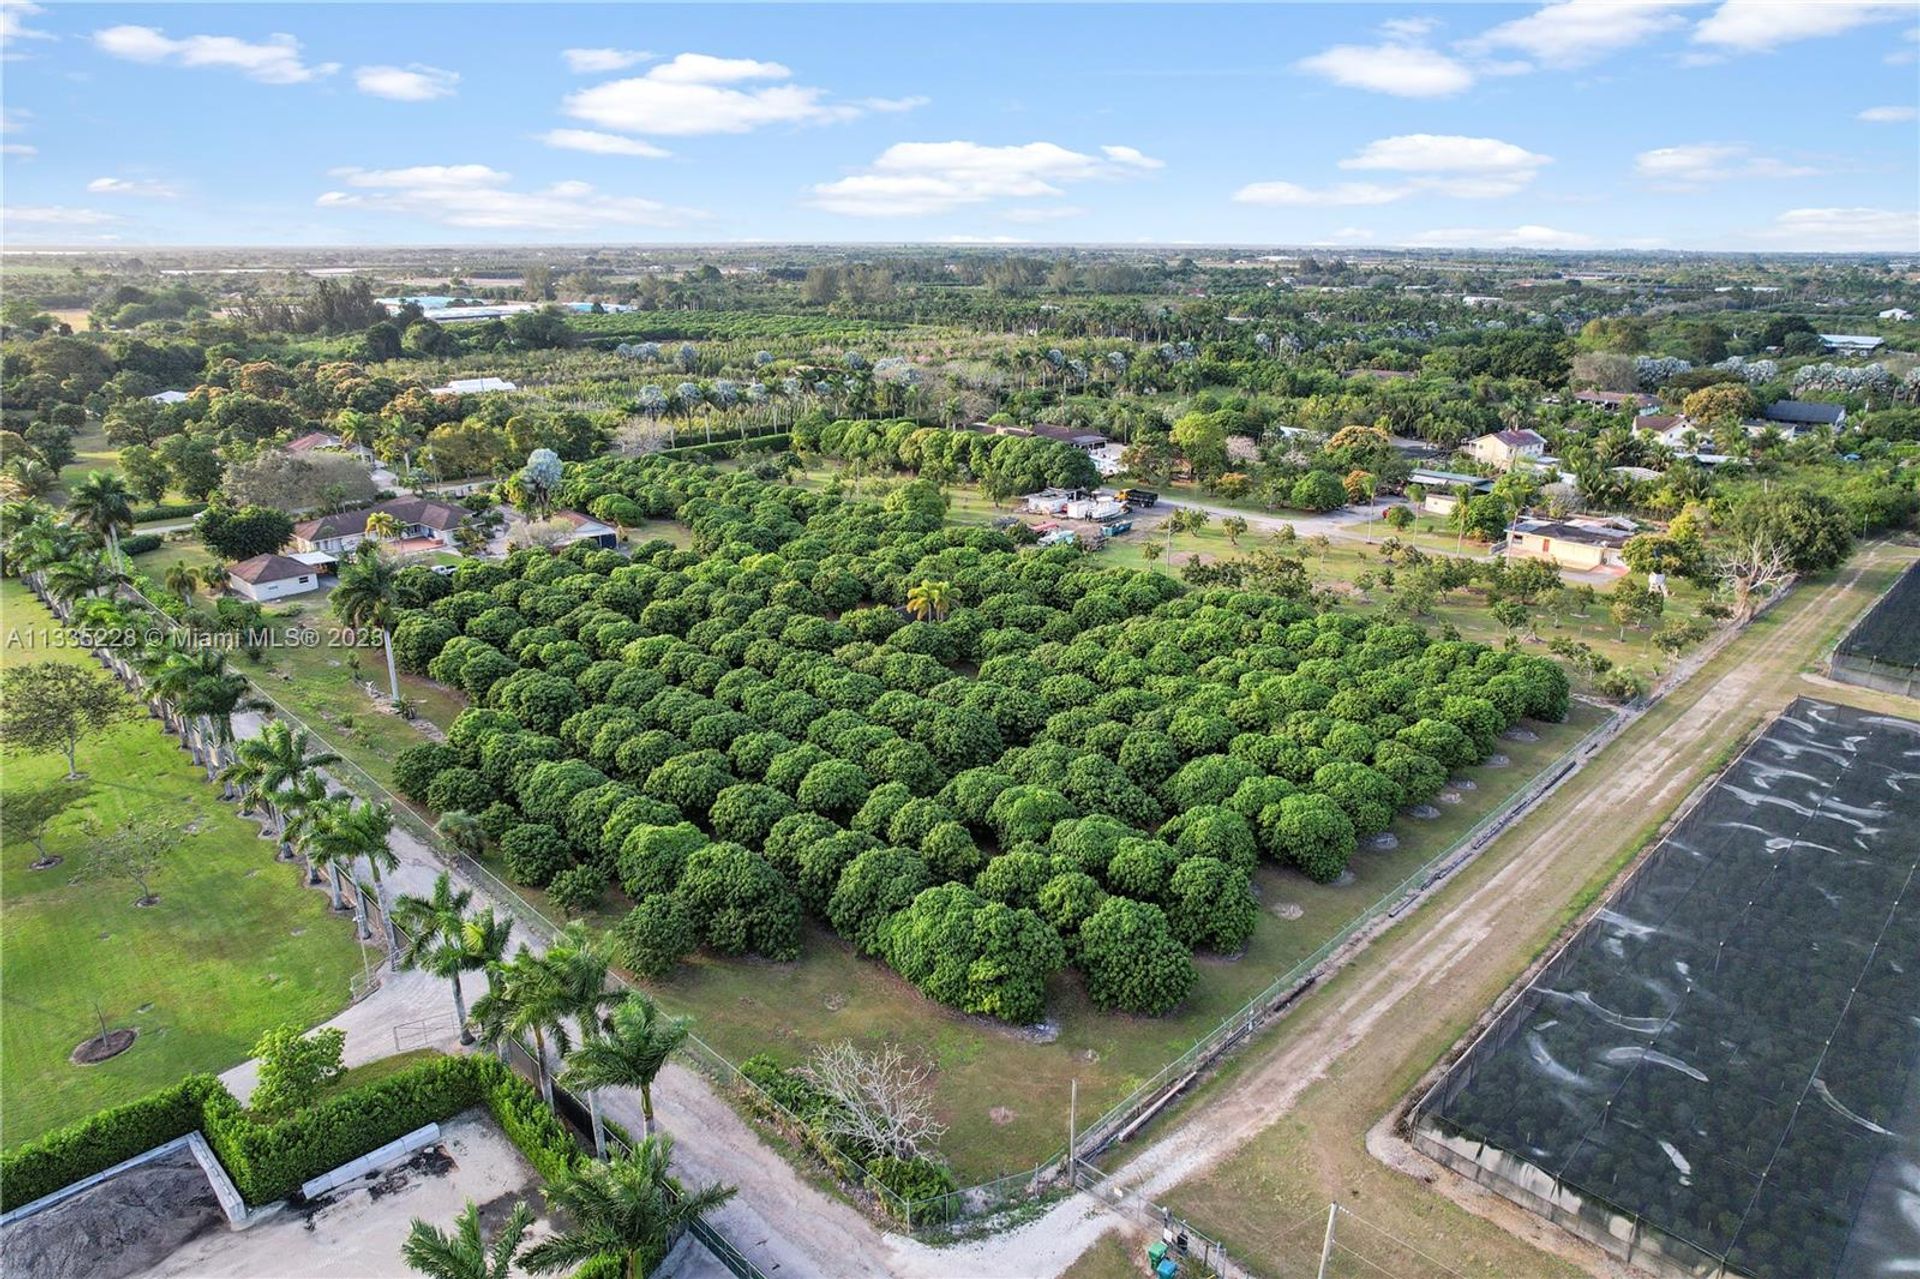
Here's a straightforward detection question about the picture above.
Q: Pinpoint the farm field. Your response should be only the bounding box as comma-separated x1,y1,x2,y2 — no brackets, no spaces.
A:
440,653,1598,1182
0,580,364,1146
1416,697,1920,1279
1146,541,1919,1279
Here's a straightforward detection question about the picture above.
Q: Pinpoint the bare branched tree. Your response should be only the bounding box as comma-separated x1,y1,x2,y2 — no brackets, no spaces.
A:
1719,536,1794,623
614,420,673,457
800,1042,946,1162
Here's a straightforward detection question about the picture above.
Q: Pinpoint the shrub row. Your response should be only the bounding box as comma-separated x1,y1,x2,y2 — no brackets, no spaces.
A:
0,1055,575,1212
131,500,208,524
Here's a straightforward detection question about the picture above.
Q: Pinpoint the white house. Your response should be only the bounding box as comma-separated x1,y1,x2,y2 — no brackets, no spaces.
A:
228,553,322,602
549,510,619,549
1879,308,1912,322
147,390,191,405
1632,415,1698,450
429,377,518,397
1463,429,1548,471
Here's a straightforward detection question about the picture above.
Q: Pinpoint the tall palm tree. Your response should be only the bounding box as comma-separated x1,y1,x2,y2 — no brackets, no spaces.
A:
392,873,514,1045
44,550,124,613
333,544,403,702
519,1137,735,1279
4,510,82,596
434,809,488,858
401,1199,533,1279
67,470,136,570
342,799,399,944
163,560,202,600
184,662,261,782
2,458,57,501
472,924,616,1107
561,993,690,1157
905,579,956,623
280,772,333,876
221,720,340,843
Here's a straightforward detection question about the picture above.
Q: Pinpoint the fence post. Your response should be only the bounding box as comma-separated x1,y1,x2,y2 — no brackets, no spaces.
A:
1316,1202,1339,1279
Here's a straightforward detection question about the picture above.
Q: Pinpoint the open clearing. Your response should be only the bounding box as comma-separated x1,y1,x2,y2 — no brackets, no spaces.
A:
0,580,364,1146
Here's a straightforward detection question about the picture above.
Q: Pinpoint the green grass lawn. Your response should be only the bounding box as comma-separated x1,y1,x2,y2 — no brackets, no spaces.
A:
1,581,364,1147
53,421,119,505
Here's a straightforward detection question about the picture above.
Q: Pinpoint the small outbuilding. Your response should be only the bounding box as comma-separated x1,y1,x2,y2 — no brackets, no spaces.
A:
228,553,323,601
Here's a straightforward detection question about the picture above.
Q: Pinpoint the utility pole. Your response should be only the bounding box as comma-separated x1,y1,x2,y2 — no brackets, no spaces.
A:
1067,1078,1077,1186
1316,1203,1338,1279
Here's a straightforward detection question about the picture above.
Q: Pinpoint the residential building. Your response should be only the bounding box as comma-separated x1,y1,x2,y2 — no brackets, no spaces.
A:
285,431,342,453
1029,423,1109,452
227,553,322,602
1632,415,1698,450
147,390,190,405
549,510,619,549
1878,308,1912,321
1504,517,1635,573
1463,429,1548,471
290,496,466,556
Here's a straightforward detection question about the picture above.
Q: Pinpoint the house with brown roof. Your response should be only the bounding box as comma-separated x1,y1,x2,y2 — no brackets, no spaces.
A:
227,553,323,602
290,496,465,556
1632,415,1699,449
286,431,342,454
550,510,618,549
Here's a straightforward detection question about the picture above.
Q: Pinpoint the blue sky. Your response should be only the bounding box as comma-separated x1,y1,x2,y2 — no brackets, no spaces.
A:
3,1,1917,250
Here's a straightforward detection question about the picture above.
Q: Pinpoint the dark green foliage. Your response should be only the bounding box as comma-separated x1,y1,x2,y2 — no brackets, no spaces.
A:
1166,857,1256,952
1077,898,1196,1015
796,759,871,820
611,893,698,978
973,850,1052,911
1107,837,1179,901
1,1075,216,1211
676,841,802,960
547,863,609,917
1161,805,1259,875
425,766,494,815
500,822,573,888
828,847,931,955
918,820,984,883
884,884,1063,1024
393,743,459,801
1268,793,1356,882
617,822,707,899
708,782,797,847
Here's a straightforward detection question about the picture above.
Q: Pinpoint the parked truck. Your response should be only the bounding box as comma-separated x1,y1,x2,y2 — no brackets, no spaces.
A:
1117,488,1159,508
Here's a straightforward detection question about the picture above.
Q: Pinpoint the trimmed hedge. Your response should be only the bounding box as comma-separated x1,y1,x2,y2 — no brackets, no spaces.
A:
0,1075,220,1211
131,500,208,524
121,532,166,556
0,1054,578,1212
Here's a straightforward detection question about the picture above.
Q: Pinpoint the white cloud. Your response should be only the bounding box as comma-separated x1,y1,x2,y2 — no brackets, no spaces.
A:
87,176,179,197
562,47,653,74
1467,0,1693,68
92,24,338,84
538,128,670,158
937,234,1030,244
1752,207,1920,251
1,143,34,156
1693,1,1911,53
2,1,54,51
317,164,700,232
5,204,118,226
354,63,458,101
1858,105,1918,123
861,95,931,113
1296,39,1475,97
1406,224,1596,248
1235,180,1407,207
808,140,1161,217
564,52,866,137
1242,133,1552,205
1635,143,1819,188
